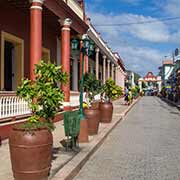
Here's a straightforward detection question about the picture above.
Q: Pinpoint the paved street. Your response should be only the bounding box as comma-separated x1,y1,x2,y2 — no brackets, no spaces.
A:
74,97,180,180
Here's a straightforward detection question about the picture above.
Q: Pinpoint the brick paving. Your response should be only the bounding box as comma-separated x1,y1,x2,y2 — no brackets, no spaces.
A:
74,97,180,180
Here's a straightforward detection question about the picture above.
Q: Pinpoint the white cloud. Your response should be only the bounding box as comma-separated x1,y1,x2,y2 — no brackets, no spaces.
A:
85,1,180,75
116,44,164,75
120,0,142,5
164,0,180,16
88,12,170,43
86,11,167,75
121,14,170,42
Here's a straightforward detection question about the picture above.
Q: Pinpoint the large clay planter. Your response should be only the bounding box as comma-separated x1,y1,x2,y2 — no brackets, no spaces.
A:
99,102,113,123
78,119,89,143
9,127,53,180
84,108,100,135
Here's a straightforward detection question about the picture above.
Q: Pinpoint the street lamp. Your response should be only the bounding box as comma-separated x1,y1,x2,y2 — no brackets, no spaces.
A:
71,35,94,120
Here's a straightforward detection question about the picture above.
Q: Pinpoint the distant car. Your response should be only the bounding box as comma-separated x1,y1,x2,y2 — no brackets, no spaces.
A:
145,89,154,96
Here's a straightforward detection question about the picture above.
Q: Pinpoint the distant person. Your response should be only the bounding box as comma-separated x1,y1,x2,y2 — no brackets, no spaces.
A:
128,89,133,105
124,87,129,105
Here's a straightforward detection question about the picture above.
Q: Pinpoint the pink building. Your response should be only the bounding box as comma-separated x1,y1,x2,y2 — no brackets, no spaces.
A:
113,52,126,90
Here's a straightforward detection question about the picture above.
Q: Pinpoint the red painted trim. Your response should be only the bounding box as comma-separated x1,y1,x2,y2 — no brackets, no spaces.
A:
61,25,71,102
84,55,88,73
30,2,43,80
79,40,83,79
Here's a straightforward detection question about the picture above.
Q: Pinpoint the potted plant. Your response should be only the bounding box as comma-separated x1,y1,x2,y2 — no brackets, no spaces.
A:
83,73,102,135
9,61,68,180
100,78,122,123
131,86,140,99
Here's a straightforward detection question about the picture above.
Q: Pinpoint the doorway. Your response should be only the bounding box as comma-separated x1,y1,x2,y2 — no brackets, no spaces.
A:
1,31,24,91
4,41,14,91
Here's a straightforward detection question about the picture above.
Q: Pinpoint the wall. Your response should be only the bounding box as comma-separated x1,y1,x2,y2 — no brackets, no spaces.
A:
0,3,29,84
0,3,58,86
116,68,125,90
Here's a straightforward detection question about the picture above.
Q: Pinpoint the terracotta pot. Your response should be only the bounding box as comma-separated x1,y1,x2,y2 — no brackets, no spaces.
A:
9,127,53,180
78,119,89,143
99,102,113,123
84,108,100,135
91,101,100,109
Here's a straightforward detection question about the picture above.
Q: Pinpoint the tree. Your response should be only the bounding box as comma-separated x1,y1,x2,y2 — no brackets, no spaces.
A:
142,81,147,89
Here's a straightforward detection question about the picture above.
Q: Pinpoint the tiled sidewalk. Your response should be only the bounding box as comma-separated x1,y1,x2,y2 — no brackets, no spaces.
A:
0,97,133,180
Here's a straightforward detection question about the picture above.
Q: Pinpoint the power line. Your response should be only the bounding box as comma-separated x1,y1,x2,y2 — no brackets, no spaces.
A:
94,16,180,27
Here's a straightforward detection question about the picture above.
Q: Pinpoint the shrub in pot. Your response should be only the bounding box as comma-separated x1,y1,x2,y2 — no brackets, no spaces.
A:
131,85,140,99
100,78,122,123
9,61,68,180
83,73,102,135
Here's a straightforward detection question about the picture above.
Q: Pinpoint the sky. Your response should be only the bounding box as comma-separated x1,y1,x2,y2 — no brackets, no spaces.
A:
85,0,180,77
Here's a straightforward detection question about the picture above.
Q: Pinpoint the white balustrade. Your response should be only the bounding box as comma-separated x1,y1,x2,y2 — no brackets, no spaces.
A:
70,93,80,107
0,94,31,119
70,93,101,107
0,92,101,120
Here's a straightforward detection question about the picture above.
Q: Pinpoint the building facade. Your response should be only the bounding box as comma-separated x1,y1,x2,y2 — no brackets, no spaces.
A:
138,72,162,92
0,0,126,123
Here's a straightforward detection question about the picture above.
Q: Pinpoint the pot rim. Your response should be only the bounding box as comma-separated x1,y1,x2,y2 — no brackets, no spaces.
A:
100,101,112,104
12,125,49,132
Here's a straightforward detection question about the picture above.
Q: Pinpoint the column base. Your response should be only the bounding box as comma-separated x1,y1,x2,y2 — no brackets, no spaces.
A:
63,102,72,111
78,119,89,143
63,106,72,111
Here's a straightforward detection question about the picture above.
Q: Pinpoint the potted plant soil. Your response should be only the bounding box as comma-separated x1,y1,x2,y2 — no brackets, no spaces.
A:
9,61,68,180
83,73,102,135
100,78,122,123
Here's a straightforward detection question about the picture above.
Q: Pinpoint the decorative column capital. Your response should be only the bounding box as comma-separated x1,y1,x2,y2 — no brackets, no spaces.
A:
30,0,44,10
63,18,72,26
103,55,106,60
59,18,72,30
112,63,114,67
95,47,100,53
107,59,111,63
30,0,44,4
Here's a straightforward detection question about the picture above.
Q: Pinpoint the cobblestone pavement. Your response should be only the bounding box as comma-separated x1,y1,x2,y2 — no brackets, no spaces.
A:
74,97,180,180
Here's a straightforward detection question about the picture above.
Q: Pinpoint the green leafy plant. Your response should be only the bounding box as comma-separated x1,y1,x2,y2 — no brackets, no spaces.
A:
102,78,123,101
142,81,147,89
131,86,140,98
160,86,167,98
84,73,102,105
16,61,68,131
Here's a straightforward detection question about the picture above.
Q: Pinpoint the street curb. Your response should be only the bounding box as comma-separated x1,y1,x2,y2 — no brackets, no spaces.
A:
160,97,180,109
51,97,141,180
120,97,141,118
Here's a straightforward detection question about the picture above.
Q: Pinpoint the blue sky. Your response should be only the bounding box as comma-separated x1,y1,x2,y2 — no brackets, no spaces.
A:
85,0,180,76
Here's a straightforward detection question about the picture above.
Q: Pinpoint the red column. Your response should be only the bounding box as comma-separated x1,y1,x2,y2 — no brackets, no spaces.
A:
84,54,88,73
79,40,83,79
61,18,72,109
30,0,43,80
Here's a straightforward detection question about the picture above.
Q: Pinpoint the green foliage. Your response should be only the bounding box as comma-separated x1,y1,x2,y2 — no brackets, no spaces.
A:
142,81,147,89
103,78,123,101
17,61,68,131
160,86,167,97
84,73,102,104
134,73,141,85
131,86,140,98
